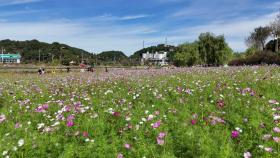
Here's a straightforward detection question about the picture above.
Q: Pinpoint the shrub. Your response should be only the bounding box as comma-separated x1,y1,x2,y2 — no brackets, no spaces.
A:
229,51,280,66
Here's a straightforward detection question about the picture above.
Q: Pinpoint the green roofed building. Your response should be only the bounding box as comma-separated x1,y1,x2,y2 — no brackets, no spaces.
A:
0,54,21,63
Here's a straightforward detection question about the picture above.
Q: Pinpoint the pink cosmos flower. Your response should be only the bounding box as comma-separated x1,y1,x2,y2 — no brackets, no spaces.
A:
64,105,72,112
264,147,273,152
0,114,6,123
147,115,154,121
216,100,225,108
124,143,131,149
269,99,279,105
67,115,75,121
273,137,280,143
56,114,65,121
152,120,161,128
209,116,225,125
127,124,132,129
83,132,89,138
15,122,21,129
158,132,166,139
157,132,166,145
185,89,192,95
192,113,198,119
117,153,124,158
154,111,160,115
273,127,280,133
66,121,74,127
35,104,49,113
243,152,252,158
157,137,165,145
231,130,239,138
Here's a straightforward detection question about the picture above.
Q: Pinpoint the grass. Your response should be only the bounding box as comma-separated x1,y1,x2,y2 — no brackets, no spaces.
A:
0,66,279,158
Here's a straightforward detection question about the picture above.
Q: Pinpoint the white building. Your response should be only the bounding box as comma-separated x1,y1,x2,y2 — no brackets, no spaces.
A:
141,51,168,66
0,54,21,63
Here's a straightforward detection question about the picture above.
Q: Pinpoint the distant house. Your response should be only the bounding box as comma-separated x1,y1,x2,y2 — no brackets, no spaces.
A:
0,54,21,63
141,51,168,66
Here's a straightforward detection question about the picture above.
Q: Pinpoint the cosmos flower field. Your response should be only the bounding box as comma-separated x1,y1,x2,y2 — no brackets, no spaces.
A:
0,66,279,158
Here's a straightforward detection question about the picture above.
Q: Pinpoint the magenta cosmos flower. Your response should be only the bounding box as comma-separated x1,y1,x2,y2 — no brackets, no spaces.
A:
66,121,74,127
231,130,239,138
35,104,49,113
152,121,161,128
191,119,196,125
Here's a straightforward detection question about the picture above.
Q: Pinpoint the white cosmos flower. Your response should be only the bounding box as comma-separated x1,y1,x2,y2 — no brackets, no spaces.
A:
12,146,18,151
274,115,280,120
51,122,60,127
2,151,8,156
235,127,242,133
18,139,24,147
37,123,45,129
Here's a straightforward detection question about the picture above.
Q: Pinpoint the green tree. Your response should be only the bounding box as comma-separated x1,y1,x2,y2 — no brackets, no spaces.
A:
173,42,200,66
197,32,232,65
244,46,258,57
246,26,271,51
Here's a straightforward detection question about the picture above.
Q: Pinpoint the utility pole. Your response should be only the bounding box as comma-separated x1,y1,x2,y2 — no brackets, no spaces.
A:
165,37,168,46
39,49,41,63
1,47,3,63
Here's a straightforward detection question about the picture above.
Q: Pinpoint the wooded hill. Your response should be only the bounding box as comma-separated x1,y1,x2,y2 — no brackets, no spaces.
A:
0,39,93,65
0,39,176,66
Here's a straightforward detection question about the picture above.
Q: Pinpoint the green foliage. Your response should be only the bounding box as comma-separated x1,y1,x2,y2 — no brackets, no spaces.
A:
245,47,258,57
231,52,246,60
173,32,233,66
97,51,128,65
173,42,200,66
0,39,94,65
229,51,280,66
198,32,233,65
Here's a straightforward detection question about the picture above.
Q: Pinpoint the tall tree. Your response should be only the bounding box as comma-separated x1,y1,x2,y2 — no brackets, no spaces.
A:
173,42,200,66
246,26,271,51
198,32,232,65
270,12,280,52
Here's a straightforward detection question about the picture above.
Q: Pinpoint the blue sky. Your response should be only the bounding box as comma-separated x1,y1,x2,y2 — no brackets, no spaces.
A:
0,0,279,55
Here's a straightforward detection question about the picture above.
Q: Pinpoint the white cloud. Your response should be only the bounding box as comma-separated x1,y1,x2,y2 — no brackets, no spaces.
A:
89,14,151,22
0,0,43,6
0,19,160,55
166,12,278,51
156,0,183,3
0,9,40,17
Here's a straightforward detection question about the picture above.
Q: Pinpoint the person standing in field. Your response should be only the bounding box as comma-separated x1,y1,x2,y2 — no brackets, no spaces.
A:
38,68,42,75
